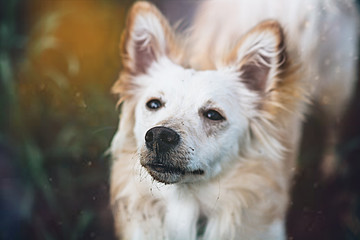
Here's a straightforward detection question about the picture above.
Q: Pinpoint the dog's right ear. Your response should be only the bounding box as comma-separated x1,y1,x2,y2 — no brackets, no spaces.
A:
224,20,287,95
120,1,178,75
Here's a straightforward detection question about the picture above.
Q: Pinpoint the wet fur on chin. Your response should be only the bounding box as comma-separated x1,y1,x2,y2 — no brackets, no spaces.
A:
110,1,359,239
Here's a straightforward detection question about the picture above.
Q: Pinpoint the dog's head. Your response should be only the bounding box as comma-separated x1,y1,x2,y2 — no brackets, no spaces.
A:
113,2,300,184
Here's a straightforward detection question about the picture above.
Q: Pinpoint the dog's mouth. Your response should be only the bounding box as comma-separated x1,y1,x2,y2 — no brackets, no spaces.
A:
146,163,185,174
144,162,204,184
140,141,204,184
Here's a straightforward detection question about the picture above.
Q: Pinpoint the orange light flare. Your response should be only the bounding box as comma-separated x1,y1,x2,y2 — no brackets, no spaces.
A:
18,0,128,110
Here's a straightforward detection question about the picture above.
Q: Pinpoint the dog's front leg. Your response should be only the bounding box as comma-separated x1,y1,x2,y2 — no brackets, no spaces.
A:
164,187,200,240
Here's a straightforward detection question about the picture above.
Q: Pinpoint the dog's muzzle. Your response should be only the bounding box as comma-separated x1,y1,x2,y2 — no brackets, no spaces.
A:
142,126,184,183
142,126,204,184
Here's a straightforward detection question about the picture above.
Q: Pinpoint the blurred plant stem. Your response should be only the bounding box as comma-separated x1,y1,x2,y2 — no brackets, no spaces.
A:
1,0,19,135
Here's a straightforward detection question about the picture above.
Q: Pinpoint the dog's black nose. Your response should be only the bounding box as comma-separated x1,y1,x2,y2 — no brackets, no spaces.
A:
145,127,180,152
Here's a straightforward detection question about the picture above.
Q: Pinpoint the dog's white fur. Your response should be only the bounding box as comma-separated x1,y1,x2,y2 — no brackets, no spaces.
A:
110,1,359,239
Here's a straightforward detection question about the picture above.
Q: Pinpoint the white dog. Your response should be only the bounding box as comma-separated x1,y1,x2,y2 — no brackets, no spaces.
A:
110,1,359,239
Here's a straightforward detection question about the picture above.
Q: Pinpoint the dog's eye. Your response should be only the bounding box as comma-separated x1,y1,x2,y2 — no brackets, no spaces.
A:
146,99,162,110
203,110,225,121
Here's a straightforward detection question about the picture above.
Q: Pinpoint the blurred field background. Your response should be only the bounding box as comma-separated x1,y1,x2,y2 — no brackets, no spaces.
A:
0,0,359,240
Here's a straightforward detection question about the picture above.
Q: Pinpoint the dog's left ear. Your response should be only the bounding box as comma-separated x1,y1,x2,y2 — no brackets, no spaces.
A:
120,1,179,75
225,20,286,95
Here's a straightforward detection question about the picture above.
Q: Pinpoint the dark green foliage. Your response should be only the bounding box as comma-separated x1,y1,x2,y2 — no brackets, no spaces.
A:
0,0,129,239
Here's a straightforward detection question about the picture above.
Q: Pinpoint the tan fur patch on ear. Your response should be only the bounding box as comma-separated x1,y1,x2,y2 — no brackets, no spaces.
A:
252,23,307,118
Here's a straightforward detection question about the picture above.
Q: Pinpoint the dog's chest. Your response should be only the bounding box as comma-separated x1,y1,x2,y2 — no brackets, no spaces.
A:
163,189,202,239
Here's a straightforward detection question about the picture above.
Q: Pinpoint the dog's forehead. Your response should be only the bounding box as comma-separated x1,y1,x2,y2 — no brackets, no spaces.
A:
146,59,237,95
181,69,240,103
